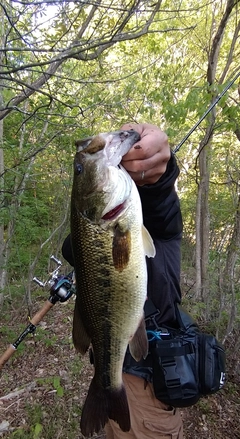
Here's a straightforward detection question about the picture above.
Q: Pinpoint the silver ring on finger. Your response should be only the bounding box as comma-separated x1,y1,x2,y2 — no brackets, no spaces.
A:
141,171,145,180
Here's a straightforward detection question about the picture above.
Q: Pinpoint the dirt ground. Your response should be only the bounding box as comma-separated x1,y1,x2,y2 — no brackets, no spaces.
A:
0,294,239,439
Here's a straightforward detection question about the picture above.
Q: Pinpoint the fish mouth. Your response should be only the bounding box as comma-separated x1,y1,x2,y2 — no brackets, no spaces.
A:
101,202,126,220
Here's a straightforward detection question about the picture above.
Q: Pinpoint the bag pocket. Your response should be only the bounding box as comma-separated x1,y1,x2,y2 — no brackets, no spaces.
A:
198,333,226,395
147,305,226,408
150,326,226,407
151,334,201,408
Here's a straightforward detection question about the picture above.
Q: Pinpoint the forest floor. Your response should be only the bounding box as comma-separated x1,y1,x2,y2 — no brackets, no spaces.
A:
0,291,239,439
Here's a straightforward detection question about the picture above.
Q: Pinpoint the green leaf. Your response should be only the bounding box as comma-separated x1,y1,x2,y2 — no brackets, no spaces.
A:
33,423,43,438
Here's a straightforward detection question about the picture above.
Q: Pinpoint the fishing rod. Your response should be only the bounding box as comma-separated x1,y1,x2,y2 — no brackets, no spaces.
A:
0,255,75,371
173,70,240,154
0,72,239,370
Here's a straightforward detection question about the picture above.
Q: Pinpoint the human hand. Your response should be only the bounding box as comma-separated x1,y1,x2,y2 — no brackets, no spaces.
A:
120,122,171,186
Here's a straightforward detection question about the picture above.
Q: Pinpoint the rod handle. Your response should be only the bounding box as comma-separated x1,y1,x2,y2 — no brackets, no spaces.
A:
0,345,16,370
0,300,55,370
30,300,54,325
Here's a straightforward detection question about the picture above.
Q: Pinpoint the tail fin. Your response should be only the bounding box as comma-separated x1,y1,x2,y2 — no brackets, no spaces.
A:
80,376,130,437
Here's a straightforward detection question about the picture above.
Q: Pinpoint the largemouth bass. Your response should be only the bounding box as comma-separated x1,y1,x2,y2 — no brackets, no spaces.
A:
71,129,156,437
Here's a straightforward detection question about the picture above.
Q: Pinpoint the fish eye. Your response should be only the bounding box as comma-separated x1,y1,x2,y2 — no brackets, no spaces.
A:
75,163,84,175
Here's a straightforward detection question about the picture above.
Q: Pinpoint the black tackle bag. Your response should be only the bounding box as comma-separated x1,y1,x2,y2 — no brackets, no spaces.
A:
146,302,226,408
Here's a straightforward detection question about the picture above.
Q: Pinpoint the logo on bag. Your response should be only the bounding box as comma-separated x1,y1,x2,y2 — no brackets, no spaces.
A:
219,372,226,388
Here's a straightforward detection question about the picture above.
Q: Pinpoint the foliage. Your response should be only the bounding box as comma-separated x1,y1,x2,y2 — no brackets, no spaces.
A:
0,0,240,337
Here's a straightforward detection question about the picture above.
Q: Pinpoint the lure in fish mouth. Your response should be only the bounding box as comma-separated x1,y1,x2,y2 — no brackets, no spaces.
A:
71,129,156,436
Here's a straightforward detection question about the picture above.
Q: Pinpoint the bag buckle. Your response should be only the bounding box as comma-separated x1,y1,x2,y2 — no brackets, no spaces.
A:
145,312,161,330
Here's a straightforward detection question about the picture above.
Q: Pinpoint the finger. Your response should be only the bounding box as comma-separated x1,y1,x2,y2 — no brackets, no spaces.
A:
120,122,170,184
122,130,169,162
126,156,169,186
129,169,161,186
122,151,169,175
120,123,144,135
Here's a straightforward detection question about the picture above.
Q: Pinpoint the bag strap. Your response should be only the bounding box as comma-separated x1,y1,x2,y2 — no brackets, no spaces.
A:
144,297,162,329
155,342,194,357
145,297,200,333
160,356,183,400
144,297,182,330
144,297,160,317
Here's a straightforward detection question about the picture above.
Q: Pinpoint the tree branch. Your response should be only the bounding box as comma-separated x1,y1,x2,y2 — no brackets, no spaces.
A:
0,1,163,120
207,0,238,84
219,20,240,83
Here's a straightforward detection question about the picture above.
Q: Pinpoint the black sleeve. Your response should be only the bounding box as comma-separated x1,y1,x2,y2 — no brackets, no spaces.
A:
139,153,183,324
138,152,182,240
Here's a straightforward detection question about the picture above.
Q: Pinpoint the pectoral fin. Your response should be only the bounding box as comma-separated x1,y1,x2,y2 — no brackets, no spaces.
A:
72,298,91,354
112,225,131,271
129,317,149,361
142,226,156,258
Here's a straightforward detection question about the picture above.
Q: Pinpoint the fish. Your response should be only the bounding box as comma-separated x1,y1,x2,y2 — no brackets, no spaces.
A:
70,129,156,437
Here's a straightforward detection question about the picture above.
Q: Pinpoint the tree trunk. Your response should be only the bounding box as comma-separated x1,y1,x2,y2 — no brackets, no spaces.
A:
221,194,240,342
0,3,6,304
195,127,213,301
0,138,5,306
195,0,236,302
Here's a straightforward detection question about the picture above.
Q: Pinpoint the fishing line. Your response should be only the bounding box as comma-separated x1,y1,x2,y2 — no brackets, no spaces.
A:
173,69,240,154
